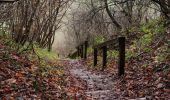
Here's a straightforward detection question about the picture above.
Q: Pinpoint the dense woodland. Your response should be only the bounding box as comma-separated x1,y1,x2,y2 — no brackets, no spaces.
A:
0,0,169,99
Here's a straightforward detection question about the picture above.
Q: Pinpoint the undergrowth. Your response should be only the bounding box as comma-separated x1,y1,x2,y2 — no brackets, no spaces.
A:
0,32,59,68
86,18,168,69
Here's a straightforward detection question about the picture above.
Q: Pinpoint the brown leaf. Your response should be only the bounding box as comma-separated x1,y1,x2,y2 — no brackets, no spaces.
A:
6,78,16,84
15,72,23,78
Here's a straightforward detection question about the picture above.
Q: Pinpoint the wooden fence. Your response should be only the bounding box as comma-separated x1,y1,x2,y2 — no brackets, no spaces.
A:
76,41,88,59
76,37,125,76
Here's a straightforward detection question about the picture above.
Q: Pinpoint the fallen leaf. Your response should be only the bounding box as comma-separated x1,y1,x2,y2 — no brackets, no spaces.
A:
6,78,16,84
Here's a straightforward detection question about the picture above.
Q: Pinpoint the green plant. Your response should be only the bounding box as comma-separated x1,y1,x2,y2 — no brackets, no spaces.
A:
87,47,93,54
94,35,105,45
108,50,119,59
140,19,166,34
33,80,39,92
33,45,58,61
0,29,5,36
131,32,153,54
11,84,17,91
155,45,169,62
143,47,152,53
3,37,32,54
140,33,153,47
126,50,136,60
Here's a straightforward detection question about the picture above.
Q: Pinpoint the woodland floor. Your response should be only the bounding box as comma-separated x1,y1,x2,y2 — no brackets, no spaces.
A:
65,58,170,100
0,37,170,100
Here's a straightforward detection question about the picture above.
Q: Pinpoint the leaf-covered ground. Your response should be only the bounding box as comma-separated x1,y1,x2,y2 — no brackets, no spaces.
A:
112,31,170,99
0,33,170,100
84,32,170,99
0,37,68,99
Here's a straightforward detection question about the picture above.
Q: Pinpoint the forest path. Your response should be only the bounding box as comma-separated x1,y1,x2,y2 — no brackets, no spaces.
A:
68,60,117,100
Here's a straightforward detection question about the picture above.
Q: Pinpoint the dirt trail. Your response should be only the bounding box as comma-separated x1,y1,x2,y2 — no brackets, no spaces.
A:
69,60,116,100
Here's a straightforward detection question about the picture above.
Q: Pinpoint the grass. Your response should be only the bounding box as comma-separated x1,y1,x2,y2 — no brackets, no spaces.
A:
1,33,58,63
34,46,58,61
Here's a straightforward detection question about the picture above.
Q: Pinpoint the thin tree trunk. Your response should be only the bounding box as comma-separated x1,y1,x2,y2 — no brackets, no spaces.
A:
104,0,122,31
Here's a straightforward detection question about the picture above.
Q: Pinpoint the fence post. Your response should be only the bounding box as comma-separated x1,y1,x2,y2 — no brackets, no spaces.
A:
102,46,107,71
84,41,88,59
118,37,125,76
81,44,84,58
77,47,80,57
94,48,98,66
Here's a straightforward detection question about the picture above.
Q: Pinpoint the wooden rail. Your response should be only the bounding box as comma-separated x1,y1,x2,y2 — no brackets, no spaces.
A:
93,37,125,76
75,37,125,76
76,41,88,59
0,0,17,3
93,38,117,49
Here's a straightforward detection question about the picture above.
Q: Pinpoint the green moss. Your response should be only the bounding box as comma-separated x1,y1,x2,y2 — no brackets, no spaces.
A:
34,45,58,61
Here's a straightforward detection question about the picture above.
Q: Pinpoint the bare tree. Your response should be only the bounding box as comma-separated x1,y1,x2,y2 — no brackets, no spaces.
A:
0,0,72,51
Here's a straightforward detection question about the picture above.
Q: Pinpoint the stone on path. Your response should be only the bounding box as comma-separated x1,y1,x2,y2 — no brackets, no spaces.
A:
69,60,116,100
